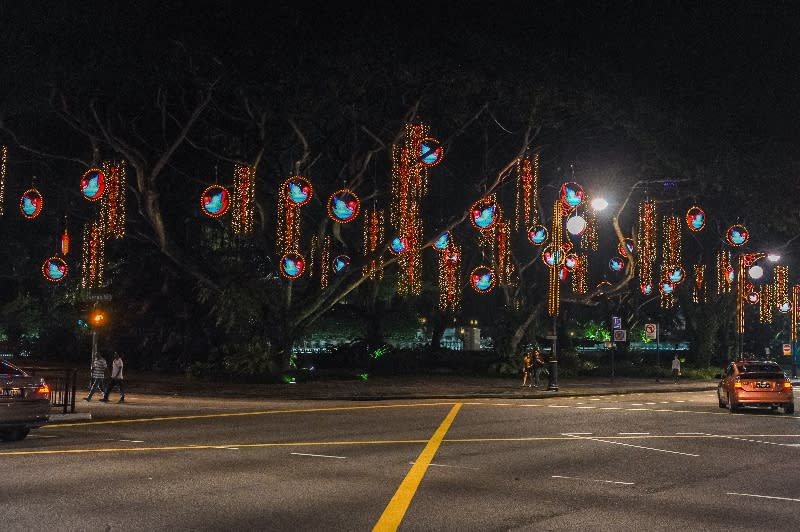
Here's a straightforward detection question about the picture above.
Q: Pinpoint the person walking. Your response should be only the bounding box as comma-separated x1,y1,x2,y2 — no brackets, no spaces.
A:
532,350,546,387
671,354,681,383
84,353,107,401
101,352,125,403
521,351,534,387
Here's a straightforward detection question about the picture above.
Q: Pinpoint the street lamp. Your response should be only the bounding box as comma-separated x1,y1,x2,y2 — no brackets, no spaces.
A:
591,197,609,211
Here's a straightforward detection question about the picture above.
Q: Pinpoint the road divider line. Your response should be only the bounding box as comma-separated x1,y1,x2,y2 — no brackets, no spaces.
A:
373,403,462,532
565,434,700,457
552,475,634,485
409,461,480,470
727,492,800,502
292,452,346,459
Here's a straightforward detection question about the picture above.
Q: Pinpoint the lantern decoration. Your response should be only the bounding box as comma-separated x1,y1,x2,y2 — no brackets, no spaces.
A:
470,265,495,294
564,254,578,271
438,244,461,312
391,123,435,296
0,145,6,216
580,195,599,251
686,206,706,232
496,220,515,286
280,252,306,280
231,164,255,235
327,188,360,224
389,236,409,255
285,176,313,207
527,224,548,246
548,201,565,316
419,137,445,167
692,264,706,303
618,238,635,258
737,253,766,334
775,265,789,313
99,161,127,239
726,224,749,247
669,266,686,285
470,196,500,231
571,253,588,294
42,256,68,282
333,255,350,274
200,184,230,218
559,182,584,211
659,215,682,308
81,221,105,289
433,231,450,252
80,168,106,202
641,282,654,296
362,208,385,280
792,286,800,347
759,283,774,324
566,214,587,236
609,257,625,272
717,250,734,294
20,188,43,219
747,292,760,305
542,245,565,267
514,154,539,232
636,200,657,295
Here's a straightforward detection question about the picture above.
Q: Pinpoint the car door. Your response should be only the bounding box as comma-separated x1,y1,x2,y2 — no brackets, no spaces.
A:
719,363,734,402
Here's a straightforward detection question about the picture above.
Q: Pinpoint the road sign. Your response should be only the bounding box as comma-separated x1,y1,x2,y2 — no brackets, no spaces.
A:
613,329,627,342
83,293,112,301
612,316,622,330
783,343,792,357
645,323,657,340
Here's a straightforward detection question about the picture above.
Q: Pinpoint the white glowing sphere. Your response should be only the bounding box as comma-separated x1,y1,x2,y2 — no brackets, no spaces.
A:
566,215,587,236
748,265,764,280
591,197,609,211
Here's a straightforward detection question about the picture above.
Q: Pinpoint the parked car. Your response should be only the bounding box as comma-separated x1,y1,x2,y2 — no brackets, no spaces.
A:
0,360,51,440
717,360,794,414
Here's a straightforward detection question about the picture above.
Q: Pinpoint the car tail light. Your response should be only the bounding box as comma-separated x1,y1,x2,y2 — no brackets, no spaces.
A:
784,380,793,390
35,383,50,397
734,379,743,389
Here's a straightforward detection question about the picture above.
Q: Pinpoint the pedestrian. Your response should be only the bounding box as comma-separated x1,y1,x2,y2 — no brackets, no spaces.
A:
84,353,107,401
533,350,546,387
101,351,125,403
521,351,534,387
671,354,681,383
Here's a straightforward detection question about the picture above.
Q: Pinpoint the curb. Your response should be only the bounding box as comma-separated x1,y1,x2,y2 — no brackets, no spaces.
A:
49,413,92,421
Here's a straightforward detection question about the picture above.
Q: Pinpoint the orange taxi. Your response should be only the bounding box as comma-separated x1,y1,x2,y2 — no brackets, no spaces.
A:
717,360,794,414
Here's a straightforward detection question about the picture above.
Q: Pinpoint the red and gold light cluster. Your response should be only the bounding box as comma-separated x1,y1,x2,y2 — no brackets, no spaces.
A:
496,219,515,286
548,201,564,316
0,145,6,216
692,264,706,303
659,215,682,308
792,286,800,345
100,161,127,239
232,164,255,235
438,243,461,313
571,253,588,294
514,154,539,232
581,195,599,252
717,250,734,294
636,200,657,294
81,221,105,289
362,208,384,280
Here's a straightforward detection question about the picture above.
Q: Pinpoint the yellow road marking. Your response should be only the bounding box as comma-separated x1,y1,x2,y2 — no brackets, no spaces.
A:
373,403,462,532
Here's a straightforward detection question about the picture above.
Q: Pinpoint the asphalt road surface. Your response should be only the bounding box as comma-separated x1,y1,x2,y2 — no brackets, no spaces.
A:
3,390,800,531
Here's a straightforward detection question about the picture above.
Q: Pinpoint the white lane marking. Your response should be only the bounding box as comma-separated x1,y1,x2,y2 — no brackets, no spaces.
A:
493,403,513,406
660,401,670,404
714,435,800,449
600,407,622,410
727,492,800,502
677,432,707,435
216,446,239,450
630,403,644,406
562,432,593,435
576,406,597,409
548,405,570,408
119,439,145,443
291,452,346,459
565,434,700,457
552,475,634,485
619,432,650,435
645,402,657,405
627,408,649,411
521,404,544,407
409,461,480,470
675,400,686,403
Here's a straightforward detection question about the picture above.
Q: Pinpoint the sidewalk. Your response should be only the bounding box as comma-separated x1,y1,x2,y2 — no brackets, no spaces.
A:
51,374,718,422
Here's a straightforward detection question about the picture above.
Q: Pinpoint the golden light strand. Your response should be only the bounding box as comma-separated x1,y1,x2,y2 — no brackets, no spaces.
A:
308,235,317,279
717,249,733,294
276,185,301,255
571,253,588,294
514,154,539,232
0,145,6,216
100,161,127,239
636,200,657,291
659,215,681,308
362,208,384,280
81,221,105,289
438,244,462,313
759,282,774,324
496,219,515,286
792,286,800,345
581,195,599,251
319,235,331,290
548,201,563,316
232,164,255,235
775,264,789,310
692,264,706,303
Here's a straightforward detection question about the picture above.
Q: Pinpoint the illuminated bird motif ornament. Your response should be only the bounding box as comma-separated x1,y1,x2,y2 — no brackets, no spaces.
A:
669,266,686,285
726,224,749,247
332,255,350,274
527,225,548,246
389,237,409,255
327,189,361,223
285,176,313,207
641,282,654,296
419,137,444,167
433,231,450,251
559,182,584,210
609,256,625,272
80,168,107,201
470,266,496,293
200,185,230,217
42,256,68,282
469,199,499,231
686,206,706,232
280,253,305,280
618,238,635,258
20,189,43,219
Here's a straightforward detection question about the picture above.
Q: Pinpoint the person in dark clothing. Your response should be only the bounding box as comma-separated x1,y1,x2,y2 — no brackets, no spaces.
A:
101,352,125,403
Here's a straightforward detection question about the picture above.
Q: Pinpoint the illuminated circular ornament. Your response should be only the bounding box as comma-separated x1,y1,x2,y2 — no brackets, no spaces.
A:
686,206,706,232
332,255,350,274
559,182,584,210
280,253,306,280
542,246,565,267
327,189,361,223
726,266,735,284
470,266,496,293
609,256,625,272
41,256,68,282
660,280,675,296
641,282,653,296
470,198,500,231
748,265,764,280
284,176,313,207
433,231,450,252
778,301,791,313
669,266,686,285
200,185,230,217
566,215,587,236
618,238,635,258
419,137,444,167
559,266,569,282
389,236,408,255
527,225,548,246
20,188,43,219
726,224,749,247
564,253,579,271
747,292,760,305
80,168,107,201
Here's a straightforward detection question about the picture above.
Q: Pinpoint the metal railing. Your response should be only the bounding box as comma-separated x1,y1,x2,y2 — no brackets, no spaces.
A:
20,366,79,414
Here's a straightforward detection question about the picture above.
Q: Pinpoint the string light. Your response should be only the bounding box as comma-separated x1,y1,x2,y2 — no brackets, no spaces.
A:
100,161,127,239
277,180,302,255
438,243,461,312
232,164,255,235
81,221,105,289
792,286,800,346
581,195,599,251
571,253,588,294
496,219,515,286
775,265,789,312
759,282,774,324
692,264,706,303
548,201,564,316
20,188,43,219
717,249,733,294
0,145,6,216
737,253,765,333
319,235,331,289
42,256,68,282
362,208,384,280
636,200,657,294
514,154,538,232
659,215,682,308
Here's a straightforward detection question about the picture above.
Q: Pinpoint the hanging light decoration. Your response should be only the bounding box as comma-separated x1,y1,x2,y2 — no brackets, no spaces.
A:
571,253,588,294
726,224,749,247
580,194,599,251
389,236,409,255
686,206,706,232
284,176,313,207
470,265,496,294
319,235,331,289
0,145,6,216
280,252,306,280
469,196,500,232
41,256,68,282
514,154,539,232
362,207,384,280
81,221,105,289
438,244,461,312
618,238,635,258
333,255,350,274
737,253,766,334
566,213,587,236
419,137,445,167
775,265,790,313
659,215,682,308
277,177,307,256
433,231,451,252
759,283,774,324
548,201,564,316
692,264,706,303
80,168,107,202
636,200,657,296
527,224,548,246
201,185,230,218
609,257,625,272
559,182,584,211
496,219,515,286
327,188,361,223
717,249,734,294
20,188,43,219
792,286,800,348
564,253,578,271
60,216,70,256
231,164,255,235
100,161,127,239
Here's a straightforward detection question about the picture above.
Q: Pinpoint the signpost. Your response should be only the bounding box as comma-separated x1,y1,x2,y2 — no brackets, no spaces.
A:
613,329,627,342
612,316,622,330
645,323,657,340
783,343,792,357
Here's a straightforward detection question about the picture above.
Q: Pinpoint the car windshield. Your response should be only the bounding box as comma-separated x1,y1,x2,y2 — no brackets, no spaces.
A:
739,372,785,380
738,364,779,373
0,361,26,376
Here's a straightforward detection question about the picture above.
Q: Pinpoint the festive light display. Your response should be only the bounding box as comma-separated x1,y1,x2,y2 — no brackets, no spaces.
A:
200,184,230,218
42,256,68,282
60,226,70,256
580,195,599,251
527,224,548,246
470,196,500,231
792,286,800,346
389,236,408,255
564,254,578,270
636,200,657,295
737,253,765,334
99,161,127,239
726,224,749,247
419,137,445,167
438,244,461,312
277,178,306,256
558,266,569,282
759,282,774,324
686,206,706,232
548,201,564,316
692,264,706,303
285,176,313,207
362,208,384,280
542,245,565,267
641,282,654,296
571,253,588,294
433,231,450,252
333,255,350,274
609,257,625,272
659,215,682,308
717,249,734,294
775,265,789,312
280,252,306,280
327,188,361,223
566,214,587,236
470,265,496,293
496,220,515,286
80,168,106,202
618,238,635,258
81,221,105,289
20,188,43,219
0,145,6,216
669,266,686,285
231,164,255,235
514,154,539,232
319,236,331,288
747,292,760,305
559,182,584,211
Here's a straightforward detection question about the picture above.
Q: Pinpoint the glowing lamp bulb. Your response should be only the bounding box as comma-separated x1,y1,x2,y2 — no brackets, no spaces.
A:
591,197,608,211
748,265,764,280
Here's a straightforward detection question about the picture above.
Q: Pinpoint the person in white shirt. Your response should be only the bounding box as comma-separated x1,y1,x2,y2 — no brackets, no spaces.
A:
671,354,681,383
100,352,125,403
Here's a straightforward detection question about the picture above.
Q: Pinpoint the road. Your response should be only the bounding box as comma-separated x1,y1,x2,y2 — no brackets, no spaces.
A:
2,390,800,531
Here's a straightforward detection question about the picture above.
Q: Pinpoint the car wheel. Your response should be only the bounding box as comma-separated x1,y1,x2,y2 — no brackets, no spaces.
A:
728,393,739,413
718,391,726,408
0,428,29,441
786,402,795,415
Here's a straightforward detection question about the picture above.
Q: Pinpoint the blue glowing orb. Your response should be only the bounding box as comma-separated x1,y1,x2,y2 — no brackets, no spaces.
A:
333,255,350,274
201,185,230,217
527,225,548,246
390,237,408,255
560,182,584,209
471,201,498,230
419,138,444,167
285,176,313,206
726,224,749,247
327,190,360,223
609,257,625,272
20,189,43,219
641,283,653,296
280,253,305,279
433,232,450,251
686,206,705,232
42,256,68,282
669,267,685,284
470,266,495,293
80,168,106,201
